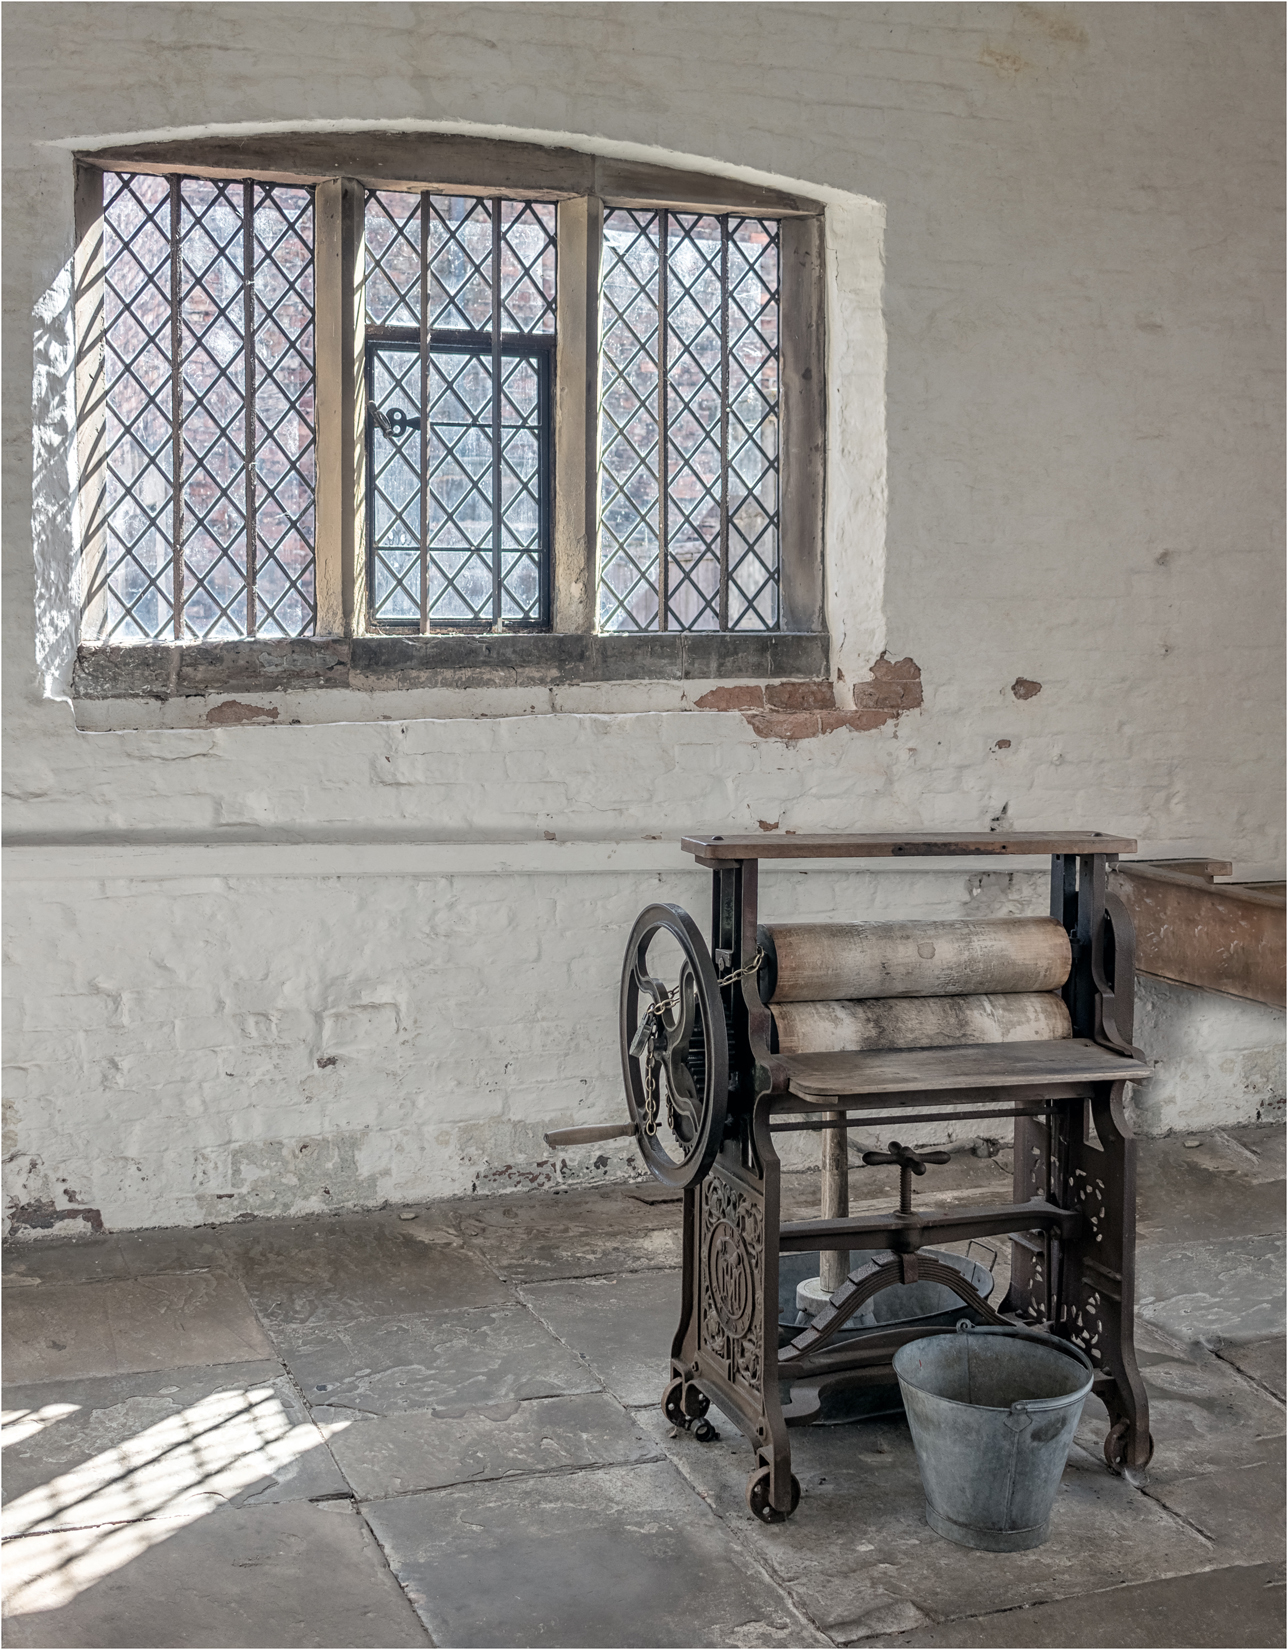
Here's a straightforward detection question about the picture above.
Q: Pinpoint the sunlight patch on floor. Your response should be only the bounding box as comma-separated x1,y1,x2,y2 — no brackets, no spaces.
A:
2,1386,348,1616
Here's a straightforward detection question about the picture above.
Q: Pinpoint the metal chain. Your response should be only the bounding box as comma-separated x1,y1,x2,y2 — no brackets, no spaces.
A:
641,948,765,1025
637,949,763,1139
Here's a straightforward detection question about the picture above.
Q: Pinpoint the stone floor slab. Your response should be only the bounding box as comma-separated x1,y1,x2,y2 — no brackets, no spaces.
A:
328,1391,659,1499
1136,1131,1286,1247
363,1459,827,1647
3,1361,348,1534
519,1270,680,1407
1074,1327,1286,1485
1138,1234,1286,1348
220,1214,510,1325
3,1274,274,1383
1,1499,428,1647
3,1225,231,1288
276,1304,600,1418
1145,1447,1287,1563
863,1562,1287,1648
645,1408,1211,1631
1218,1334,1286,1400
453,1186,683,1283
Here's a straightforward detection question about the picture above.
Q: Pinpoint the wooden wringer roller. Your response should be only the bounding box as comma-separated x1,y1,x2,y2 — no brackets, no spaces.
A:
546,832,1154,1522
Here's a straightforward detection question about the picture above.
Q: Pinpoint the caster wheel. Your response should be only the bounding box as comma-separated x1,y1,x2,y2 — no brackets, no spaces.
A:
746,1465,801,1524
662,1378,710,1430
1104,1420,1154,1475
692,1418,720,1443
662,1377,687,1429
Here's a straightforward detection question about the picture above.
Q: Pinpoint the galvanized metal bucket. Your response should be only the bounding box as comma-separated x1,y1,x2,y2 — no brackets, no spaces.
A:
892,1323,1094,1552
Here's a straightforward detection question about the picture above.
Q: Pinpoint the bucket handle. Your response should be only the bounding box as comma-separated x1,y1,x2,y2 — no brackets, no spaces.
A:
954,1320,1095,1414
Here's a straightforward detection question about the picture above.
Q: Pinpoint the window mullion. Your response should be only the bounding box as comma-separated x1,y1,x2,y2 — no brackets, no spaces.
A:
242,180,258,638
419,192,430,635
169,175,184,640
718,216,730,632
657,210,669,633
491,199,503,629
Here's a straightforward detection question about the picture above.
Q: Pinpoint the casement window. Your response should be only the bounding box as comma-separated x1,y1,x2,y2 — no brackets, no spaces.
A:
72,136,826,692
89,172,316,642
599,211,781,634
363,192,556,630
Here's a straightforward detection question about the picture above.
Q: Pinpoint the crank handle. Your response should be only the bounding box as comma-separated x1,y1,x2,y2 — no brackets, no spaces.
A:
543,1122,638,1149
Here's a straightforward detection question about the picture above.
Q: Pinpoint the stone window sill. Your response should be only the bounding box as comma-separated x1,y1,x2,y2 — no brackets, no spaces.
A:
72,632,830,700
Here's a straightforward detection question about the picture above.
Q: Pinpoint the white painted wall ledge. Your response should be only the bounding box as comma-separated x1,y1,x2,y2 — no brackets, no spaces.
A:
4,841,1061,882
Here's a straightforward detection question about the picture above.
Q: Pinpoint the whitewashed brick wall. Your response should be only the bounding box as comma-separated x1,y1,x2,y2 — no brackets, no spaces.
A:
4,4,1282,1234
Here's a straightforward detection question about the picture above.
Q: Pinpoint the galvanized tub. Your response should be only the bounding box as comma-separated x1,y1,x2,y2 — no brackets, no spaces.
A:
893,1323,1094,1551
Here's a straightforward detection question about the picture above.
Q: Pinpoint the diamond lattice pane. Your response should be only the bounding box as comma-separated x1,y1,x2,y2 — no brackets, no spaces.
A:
179,178,249,640
425,348,494,622
252,184,316,638
597,210,780,634
497,354,543,619
369,345,424,624
598,210,661,631
98,173,316,643
365,190,554,630
99,172,176,641
666,214,722,631
499,201,556,334
428,196,493,332
727,219,780,630
365,191,420,327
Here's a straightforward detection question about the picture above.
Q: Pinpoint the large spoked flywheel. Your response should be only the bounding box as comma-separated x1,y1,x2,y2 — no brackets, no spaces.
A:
620,904,729,1189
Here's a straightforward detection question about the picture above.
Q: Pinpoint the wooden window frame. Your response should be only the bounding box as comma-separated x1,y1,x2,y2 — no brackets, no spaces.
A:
71,134,828,697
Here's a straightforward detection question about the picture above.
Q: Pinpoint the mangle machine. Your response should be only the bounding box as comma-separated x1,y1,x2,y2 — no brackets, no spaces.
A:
546,832,1154,1522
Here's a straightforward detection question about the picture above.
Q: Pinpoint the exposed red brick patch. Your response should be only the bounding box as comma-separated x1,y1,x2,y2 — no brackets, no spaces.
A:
994,738,1012,750
819,708,893,734
744,711,821,742
1012,678,1042,701
852,655,924,712
764,679,834,712
740,654,923,741
206,700,280,726
757,819,780,832
693,684,766,711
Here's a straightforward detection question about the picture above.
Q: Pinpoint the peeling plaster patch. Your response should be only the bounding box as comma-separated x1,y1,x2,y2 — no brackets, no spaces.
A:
471,1160,559,1194
742,656,922,742
195,1131,381,1221
757,819,780,832
994,739,1012,750
1012,678,1042,700
692,684,766,712
205,700,281,726
7,1198,104,1238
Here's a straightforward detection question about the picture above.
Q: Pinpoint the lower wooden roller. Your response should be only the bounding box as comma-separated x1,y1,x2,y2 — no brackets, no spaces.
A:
772,991,1071,1055
760,917,1071,1002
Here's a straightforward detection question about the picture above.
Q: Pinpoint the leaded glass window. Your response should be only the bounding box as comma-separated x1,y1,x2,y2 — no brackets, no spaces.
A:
598,211,780,633
363,192,556,630
90,172,316,642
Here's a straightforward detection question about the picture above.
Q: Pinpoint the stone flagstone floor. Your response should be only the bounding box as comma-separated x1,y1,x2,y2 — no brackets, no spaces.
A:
2,1126,1283,1648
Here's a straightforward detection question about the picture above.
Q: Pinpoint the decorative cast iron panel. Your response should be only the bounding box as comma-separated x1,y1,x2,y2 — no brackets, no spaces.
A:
363,192,554,630
700,1171,764,1394
599,210,780,633
94,172,315,642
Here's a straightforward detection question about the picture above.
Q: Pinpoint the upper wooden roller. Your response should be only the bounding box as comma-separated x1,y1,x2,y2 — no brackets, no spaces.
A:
758,918,1072,1002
